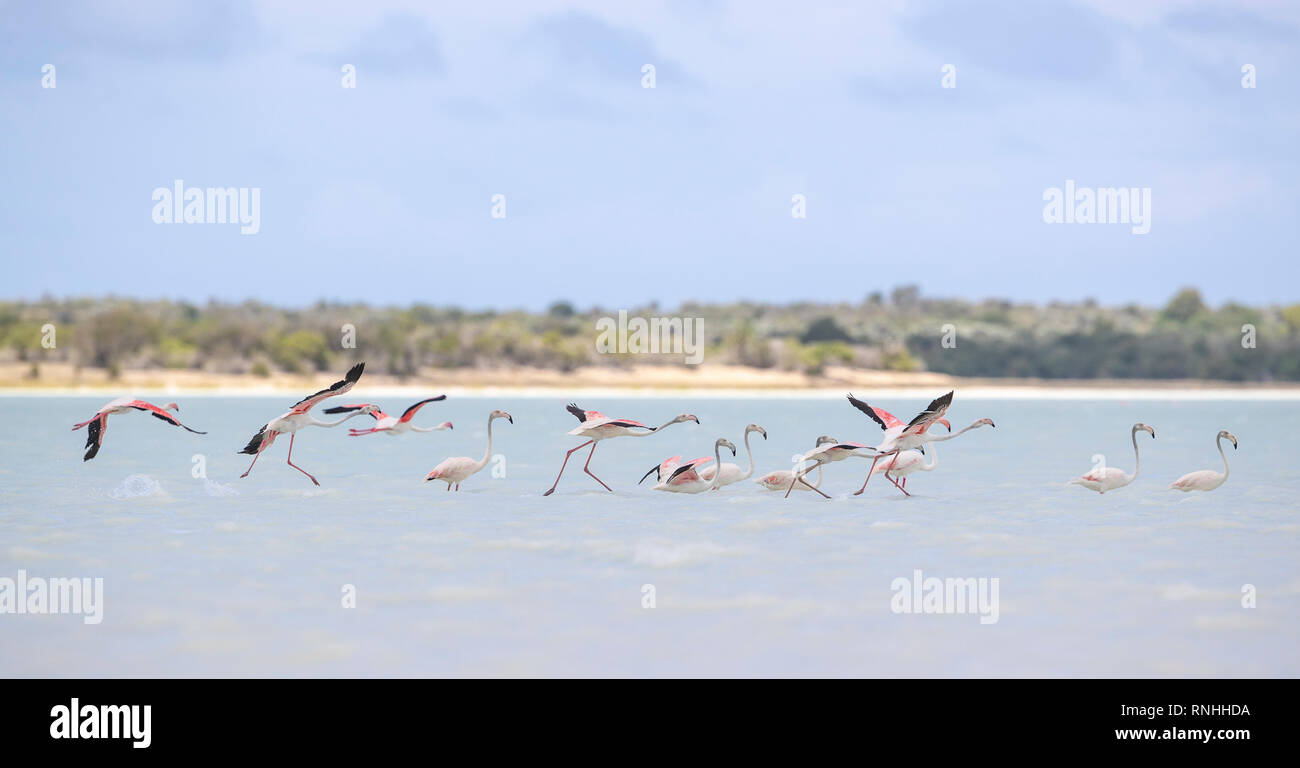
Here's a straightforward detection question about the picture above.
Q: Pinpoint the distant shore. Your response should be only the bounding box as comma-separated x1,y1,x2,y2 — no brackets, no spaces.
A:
4,362,1300,399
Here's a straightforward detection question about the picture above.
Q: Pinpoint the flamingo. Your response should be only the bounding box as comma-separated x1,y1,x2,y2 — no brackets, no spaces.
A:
1068,422,1156,494
542,404,698,496
868,445,936,496
756,435,837,492
785,435,876,498
71,398,206,461
846,392,953,494
698,424,767,488
322,396,452,436
1170,430,1237,492
756,464,824,492
643,438,736,493
424,409,513,491
237,362,375,486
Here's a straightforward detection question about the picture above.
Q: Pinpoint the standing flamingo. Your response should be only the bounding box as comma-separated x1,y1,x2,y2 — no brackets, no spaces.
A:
322,396,452,436
425,409,513,491
542,404,698,496
846,392,953,494
72,398,206,461
237,362,375,486
644,438,735,493
1170,430,1237,492
698,424,767,488
1068,422,1156,494
785,435,876,498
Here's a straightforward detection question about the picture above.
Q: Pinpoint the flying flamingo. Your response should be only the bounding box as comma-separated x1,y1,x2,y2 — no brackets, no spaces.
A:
784,435,876,498
322,396,452,436
846,392,953,494
1068,422,1156,494
643,438,736,493
425,409,513,491
71,398,206,461
698,424,767,488
861,416,997,496
542,404,698,496
1170,430,1237,492
237,362,375,486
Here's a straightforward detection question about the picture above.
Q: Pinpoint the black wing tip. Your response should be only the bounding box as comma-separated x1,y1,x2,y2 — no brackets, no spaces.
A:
322,406,350,414
345,362,365,382
566,403,587,422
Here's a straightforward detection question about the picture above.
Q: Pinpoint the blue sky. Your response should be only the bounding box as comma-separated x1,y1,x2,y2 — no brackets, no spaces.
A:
2,0,1297,310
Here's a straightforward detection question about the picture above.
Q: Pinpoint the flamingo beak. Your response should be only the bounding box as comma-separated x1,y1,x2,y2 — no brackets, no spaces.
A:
690,415,700,424
938,418,951,432
508,415,514,424
989,420,996,428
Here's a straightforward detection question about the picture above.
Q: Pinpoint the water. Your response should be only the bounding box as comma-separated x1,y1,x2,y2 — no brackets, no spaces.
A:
1,395,1296,677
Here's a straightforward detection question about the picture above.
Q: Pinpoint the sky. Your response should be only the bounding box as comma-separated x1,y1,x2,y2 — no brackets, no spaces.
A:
1,0,1298,311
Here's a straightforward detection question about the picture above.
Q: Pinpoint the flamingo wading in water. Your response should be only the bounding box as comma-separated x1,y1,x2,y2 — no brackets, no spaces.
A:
237,362,375,486
72,398,206,461
1170,430,1237,492
699,424,766,488
323,396,452,436
1068,422,1156,494
543,404,698,496
425,409,513,491
642,438,736,493
756,435,837,492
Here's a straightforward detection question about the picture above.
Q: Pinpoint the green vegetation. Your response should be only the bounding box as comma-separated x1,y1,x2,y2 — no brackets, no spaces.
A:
2,288,1298,381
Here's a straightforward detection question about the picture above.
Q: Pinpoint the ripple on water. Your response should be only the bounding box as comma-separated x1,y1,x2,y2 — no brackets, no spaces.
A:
108,474,166,501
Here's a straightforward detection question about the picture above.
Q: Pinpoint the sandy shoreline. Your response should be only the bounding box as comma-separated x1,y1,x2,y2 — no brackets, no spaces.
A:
3,363,1300,399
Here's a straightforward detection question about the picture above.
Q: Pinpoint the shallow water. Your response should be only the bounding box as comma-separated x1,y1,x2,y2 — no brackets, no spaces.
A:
0,395,1296,677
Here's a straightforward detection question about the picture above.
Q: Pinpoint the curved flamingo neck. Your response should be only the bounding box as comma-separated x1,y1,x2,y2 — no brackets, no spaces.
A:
709,443,725,490
477,415,497,471
1217,435,1230,479
740,431,757,480
1130,425,1142,480
922,442,938,471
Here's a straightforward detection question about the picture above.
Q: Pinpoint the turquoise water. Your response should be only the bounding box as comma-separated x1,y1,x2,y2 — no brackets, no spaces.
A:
0,395,1296,677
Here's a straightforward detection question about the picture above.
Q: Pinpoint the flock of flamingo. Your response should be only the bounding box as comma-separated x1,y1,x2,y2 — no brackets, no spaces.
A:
70,362,1239,495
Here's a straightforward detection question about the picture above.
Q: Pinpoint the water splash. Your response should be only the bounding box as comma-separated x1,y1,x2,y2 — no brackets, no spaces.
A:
108,474,164,500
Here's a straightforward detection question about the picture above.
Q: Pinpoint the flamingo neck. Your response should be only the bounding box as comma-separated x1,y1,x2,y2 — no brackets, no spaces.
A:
1130,426,1142,479
922,442,938,471
740,431,756,480
477,416,496,470
313,411,364,428
928,421,981,443
1217,435,1230,479
709,443,724,491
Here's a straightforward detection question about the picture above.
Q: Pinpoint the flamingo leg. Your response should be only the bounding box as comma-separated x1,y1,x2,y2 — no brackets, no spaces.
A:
854,453,888,495
285,433,320,486
786,465,831,499
240,437,268,478
583,442,613,492
543,440,594,496
887,471,910,497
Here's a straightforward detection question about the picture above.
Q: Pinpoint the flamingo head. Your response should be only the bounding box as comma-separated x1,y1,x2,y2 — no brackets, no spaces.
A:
673,414,700,425
165,402,180,412
490,409,513,424
717,438,737,456
424,469,440,481
936,418,952,432
974,417,995,428
815,435,838,446
1219,430,1237,449
439,421,454,430
1134,422,1155,439
746,423,767,439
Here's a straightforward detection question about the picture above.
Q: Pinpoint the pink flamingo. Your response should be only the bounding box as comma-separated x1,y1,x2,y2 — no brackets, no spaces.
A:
237,363,376,486
641,438,735,493
72,397,206,461
323,396,452,436
846,392,954,495
425,409,512,491
543,404,698,496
